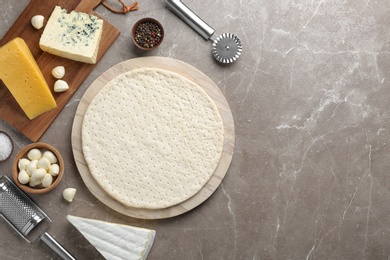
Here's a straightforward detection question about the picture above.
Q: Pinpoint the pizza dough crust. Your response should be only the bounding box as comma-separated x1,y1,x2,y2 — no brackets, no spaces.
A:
81,68,224,209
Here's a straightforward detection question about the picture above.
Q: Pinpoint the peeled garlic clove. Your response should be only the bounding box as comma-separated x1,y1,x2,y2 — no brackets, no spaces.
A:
54,80,69,93
52,66,65,79
37,157,51,170
29,177,41,187
63,188,77,202
31,168,46,182
18,170,30,184
31,15,44,29
42,174,53,188
18,158,31,171
43,150,58,164
49,164,60,176
26,160,38,176
27,148,42,160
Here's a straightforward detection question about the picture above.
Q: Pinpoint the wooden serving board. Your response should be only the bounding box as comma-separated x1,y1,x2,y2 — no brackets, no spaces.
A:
71,57,235,219
0,0,120,142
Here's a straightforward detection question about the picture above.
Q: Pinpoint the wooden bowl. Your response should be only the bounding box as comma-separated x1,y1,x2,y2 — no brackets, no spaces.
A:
12,142,64,194
132,18,164,50
0,131,13,163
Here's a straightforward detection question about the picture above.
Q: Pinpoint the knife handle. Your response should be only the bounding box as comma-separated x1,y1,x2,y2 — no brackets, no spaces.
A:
165,0,215,41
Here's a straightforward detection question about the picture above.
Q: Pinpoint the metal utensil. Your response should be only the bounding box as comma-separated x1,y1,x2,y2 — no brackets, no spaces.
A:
165,0,242,64
0,175,75,260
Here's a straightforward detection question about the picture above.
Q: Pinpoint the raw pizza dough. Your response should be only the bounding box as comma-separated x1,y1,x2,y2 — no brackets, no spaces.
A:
81,68,224,209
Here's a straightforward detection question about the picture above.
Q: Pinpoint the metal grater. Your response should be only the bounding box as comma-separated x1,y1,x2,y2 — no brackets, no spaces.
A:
0,176,46,239
0,175,75,260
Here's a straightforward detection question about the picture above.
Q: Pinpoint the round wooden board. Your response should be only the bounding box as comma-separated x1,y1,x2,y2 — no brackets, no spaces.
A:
71,57,235,219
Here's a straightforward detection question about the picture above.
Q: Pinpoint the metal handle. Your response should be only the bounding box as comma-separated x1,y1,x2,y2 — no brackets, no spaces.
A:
41,232,76,260
165,0,215,40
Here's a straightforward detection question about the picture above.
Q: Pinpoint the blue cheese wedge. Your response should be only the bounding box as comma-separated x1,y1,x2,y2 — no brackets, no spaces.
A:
39,6,103,64
67,215,156,260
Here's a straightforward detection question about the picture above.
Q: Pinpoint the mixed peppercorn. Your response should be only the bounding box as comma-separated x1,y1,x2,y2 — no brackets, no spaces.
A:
134,21,163,48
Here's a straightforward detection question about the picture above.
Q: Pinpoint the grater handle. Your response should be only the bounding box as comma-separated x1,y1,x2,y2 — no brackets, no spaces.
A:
41,232,76,260
165,0,215,40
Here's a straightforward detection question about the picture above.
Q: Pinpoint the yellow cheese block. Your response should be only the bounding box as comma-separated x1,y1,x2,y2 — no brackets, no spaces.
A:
0,37,57,120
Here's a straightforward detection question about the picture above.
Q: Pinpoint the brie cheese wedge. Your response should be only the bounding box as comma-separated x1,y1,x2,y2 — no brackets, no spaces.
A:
67,215,156,260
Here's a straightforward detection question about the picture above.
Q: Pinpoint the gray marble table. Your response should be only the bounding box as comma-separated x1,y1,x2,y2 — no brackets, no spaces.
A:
1,0,390,259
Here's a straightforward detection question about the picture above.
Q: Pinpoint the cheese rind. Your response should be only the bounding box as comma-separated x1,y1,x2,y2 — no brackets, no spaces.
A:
39,6,103,64
67,215,156,260
0,37,57,120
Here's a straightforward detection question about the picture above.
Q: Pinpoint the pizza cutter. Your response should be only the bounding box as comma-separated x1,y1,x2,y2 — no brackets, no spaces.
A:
165,0,242,64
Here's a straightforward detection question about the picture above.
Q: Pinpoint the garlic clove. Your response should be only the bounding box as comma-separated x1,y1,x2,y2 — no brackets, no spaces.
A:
63,188,77,202
31,168,47,182
43,150,58,164
18,170,30,184
52,66,65,79
42,174,53,188
49,164,60,176
37,157,51,171
37,157,51,170
31,15,44,29
26,160,38,176
29,177,41,187
27,148,42,160
54,80,69,93
18,158,31,171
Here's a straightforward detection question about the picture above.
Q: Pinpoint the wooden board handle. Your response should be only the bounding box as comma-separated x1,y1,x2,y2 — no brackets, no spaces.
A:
75,0,104,13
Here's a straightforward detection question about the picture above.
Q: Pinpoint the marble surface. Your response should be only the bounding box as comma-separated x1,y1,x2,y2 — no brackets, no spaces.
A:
1,0,390,259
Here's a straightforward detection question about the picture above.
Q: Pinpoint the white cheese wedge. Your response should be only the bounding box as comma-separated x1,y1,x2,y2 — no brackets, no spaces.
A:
39,6,103,64
67,215,156,260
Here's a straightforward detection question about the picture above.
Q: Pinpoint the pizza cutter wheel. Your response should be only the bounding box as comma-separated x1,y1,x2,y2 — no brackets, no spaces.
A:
165,0,242,64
